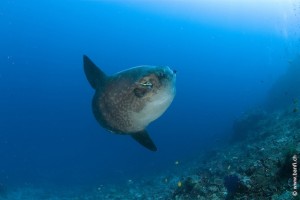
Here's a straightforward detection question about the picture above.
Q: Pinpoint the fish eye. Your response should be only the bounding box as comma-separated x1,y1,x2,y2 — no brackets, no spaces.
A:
140,81,153,87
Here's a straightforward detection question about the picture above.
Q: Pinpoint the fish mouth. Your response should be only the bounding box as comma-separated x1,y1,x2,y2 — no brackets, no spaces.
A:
161,67,176,94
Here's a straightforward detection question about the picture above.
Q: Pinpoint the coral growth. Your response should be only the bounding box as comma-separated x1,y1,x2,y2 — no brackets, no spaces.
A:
2,107,299,199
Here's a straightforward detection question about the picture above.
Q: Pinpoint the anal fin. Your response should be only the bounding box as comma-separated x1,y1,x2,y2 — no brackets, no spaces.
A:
131,130,157,152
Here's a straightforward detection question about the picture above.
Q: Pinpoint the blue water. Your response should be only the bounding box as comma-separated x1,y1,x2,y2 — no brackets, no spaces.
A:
0,0,299,188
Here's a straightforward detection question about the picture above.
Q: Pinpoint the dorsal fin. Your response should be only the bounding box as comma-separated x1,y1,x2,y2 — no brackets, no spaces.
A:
131,130,157,152
83,55,107,89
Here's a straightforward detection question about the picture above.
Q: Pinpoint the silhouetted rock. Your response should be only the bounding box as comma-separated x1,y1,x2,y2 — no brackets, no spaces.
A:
266,55,300,111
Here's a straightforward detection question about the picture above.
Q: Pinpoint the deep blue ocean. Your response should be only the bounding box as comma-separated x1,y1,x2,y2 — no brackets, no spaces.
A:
0,0,299,191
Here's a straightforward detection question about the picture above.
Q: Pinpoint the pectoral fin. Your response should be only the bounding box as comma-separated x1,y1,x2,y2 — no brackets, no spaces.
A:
131,130,157,152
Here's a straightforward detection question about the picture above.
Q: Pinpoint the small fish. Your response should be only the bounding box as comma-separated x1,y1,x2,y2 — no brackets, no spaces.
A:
177,181,182,187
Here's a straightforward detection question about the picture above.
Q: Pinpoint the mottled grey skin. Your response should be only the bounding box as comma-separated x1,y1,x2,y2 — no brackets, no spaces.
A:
83,55,176,151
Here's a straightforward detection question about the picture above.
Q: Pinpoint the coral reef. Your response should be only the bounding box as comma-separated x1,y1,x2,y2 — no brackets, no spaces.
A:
168,108,300,200
231,109,268,142
1,100,300,199
1,107,299,199
223,174,241,199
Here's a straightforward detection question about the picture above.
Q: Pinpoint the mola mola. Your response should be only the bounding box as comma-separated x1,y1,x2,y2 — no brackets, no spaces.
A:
83,55,176,151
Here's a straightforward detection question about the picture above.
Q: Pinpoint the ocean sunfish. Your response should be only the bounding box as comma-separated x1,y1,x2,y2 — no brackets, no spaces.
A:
83,55,176,151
